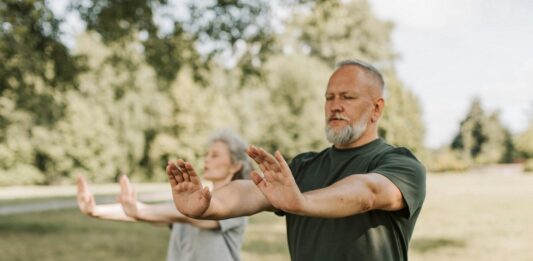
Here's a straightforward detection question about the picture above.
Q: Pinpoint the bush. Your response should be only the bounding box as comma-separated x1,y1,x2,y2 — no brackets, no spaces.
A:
524,159,533,172
427,149,471,173
0,164,45,186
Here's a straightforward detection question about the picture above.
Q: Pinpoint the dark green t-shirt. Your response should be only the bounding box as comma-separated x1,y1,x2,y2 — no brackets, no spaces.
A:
284,138,426,261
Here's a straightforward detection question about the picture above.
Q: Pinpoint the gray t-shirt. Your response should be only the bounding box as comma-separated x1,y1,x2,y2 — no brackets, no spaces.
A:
166,216,247,261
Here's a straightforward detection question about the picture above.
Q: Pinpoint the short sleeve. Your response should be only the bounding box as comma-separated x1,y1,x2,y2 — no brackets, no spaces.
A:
371,148,426,218
218,216,247,232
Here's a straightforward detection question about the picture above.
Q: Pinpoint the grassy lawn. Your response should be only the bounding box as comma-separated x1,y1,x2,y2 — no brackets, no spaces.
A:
0,209,170,261
0,209,289,261
1,173,532,260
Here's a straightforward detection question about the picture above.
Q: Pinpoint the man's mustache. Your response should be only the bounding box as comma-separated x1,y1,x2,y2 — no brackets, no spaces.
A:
328,113,350,122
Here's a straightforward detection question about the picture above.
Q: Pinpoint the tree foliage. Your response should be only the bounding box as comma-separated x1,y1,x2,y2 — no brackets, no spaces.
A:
379,71,425,153
514,122,533,158
0,0,431,184
451,98,513,164
0,0,85,125
293,0,395,67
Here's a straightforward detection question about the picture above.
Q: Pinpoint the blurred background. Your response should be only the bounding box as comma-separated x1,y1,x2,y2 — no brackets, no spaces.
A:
1,0,532,260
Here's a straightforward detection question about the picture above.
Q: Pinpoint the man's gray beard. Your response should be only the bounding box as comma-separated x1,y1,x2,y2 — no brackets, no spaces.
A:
325,113,369,146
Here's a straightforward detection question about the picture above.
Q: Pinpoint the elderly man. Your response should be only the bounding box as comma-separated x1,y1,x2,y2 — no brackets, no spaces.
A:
167,59,426,261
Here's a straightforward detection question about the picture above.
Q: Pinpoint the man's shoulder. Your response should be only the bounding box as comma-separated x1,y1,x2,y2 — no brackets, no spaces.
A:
380,145,421,162
371,140,419,160
367,140,424,170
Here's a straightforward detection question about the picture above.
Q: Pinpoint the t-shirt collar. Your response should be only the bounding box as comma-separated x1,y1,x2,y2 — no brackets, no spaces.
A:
330,138,384,158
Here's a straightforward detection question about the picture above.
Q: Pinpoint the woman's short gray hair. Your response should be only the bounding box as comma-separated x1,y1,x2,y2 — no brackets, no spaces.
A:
207,129,253,180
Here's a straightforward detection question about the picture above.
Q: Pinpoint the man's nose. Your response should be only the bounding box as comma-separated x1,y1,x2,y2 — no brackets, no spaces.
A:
329,99,343,112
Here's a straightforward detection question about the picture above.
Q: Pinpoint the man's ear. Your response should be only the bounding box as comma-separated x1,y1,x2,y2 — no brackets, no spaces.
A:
371,98,385,123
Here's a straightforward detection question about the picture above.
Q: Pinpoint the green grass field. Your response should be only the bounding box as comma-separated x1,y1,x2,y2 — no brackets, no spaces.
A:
1,173,532,260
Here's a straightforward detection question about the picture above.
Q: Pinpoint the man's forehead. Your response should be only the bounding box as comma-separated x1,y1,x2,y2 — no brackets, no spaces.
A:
326,66,380,95
325,84,360,94
326,76,365,93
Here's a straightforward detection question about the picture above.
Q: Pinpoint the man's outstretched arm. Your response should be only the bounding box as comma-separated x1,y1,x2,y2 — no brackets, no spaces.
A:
297,173,404,217
166,160,273,220
247,146,404,218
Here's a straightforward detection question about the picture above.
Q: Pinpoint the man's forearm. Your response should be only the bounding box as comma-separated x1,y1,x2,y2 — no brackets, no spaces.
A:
201,180,273,219
287,174,403,218
297,178,374,218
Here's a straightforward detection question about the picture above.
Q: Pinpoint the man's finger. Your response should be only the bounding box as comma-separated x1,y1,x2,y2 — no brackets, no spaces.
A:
275,151,291,175
250,170,265,186
256,148,282,174
185,162,202,183
246,145,259,158
248,146,272,175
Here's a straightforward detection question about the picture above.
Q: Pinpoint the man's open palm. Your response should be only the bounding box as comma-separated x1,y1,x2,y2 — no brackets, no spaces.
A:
167,160,211,218
247,147,306,213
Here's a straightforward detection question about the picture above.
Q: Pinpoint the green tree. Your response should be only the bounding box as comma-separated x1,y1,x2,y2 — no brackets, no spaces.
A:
72,0,278,84
379,72,425,153
185,0,277,81
515,123,533,157
0,1,84,184
26,33,175,183
147,67,240,180
0,0,85,125
0,99,44,185
515,121,533,171
451,98,513,164
292,0,395,67
253,54,330,157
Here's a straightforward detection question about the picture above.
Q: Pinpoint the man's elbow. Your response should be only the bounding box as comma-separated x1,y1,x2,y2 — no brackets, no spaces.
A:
359,192,376,213
381,191,405,211
364,188,404,213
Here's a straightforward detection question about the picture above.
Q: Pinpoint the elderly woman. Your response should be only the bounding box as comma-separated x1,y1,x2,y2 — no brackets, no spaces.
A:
77,129,253,261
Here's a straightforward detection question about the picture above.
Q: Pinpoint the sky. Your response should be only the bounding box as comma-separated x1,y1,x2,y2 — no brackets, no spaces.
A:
369,0,533,147
49,0,533,148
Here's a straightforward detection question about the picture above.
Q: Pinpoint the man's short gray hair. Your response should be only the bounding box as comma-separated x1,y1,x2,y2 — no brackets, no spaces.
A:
337,59,385,92
207,129,253,180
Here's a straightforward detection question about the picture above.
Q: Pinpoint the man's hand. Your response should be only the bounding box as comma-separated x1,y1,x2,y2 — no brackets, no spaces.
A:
246,146,306,214
76,175,95,216
167,159,211,218
117,175,143,218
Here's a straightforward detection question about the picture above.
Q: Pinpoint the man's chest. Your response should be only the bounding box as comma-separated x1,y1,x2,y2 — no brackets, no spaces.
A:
294,155,376,192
